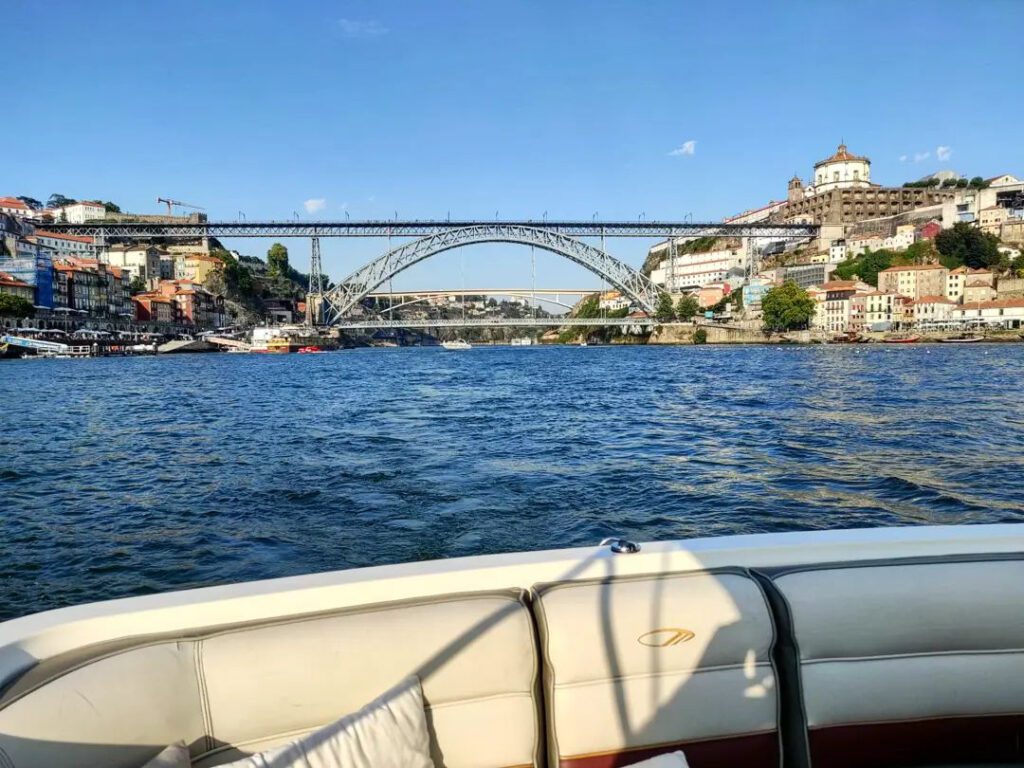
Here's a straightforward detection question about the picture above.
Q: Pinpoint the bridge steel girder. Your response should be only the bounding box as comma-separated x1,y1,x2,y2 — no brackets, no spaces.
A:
334,317,656,330
320,224,662,323
37,220,820,240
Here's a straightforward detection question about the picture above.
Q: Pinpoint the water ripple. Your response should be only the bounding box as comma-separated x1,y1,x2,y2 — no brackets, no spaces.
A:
2,345,1024,620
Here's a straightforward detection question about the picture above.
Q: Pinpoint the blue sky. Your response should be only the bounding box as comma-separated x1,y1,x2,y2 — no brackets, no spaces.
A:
7,0,1023,288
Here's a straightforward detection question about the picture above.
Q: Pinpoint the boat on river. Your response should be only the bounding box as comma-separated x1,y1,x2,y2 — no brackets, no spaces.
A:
441,339,472,350
938,335,984,343
2,523,1024,768
883,334,921,344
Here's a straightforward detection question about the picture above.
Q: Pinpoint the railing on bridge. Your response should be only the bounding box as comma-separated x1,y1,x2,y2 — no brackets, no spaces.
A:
35,219,820,240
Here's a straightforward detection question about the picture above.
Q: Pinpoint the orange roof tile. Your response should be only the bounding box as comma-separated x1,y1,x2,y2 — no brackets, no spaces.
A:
815,143,869,167
878,263,946,273
957,299,1024,310
34,229,95,244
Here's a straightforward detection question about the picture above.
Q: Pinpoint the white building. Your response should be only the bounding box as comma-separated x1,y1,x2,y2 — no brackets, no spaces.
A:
829,240,848,262
883,224,917,251
0,197,33,218
808,144,873,195
32,230,97,258
105,243,162,284
847,235,885,256
51,201,106,224
598,290,629,311
912,296,955,326
649,244,746,292
950,299,1024,329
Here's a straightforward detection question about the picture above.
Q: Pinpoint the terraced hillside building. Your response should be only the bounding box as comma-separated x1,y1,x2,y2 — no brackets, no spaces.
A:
784,144,954,229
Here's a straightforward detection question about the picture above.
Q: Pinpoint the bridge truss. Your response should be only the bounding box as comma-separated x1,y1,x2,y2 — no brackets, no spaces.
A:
40,219,819,240
320,224,662,321
335,317,657,330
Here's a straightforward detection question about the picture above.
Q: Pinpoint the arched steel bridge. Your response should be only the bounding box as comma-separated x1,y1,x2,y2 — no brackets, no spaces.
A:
37,217,818,323
321,224,665,320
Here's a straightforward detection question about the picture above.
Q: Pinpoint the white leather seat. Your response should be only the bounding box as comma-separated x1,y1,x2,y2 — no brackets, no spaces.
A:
533,569,781,768
0,590,541,768
770,556,1024,767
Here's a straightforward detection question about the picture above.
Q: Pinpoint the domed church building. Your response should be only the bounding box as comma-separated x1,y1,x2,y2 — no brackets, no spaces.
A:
811,143,873,194
783,142,952,230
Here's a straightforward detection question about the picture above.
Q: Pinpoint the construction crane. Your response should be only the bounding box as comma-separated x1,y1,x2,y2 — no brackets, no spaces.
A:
156,197,205,216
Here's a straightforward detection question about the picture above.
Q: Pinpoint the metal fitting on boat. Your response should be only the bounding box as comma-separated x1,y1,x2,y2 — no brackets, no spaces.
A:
600,537,641,554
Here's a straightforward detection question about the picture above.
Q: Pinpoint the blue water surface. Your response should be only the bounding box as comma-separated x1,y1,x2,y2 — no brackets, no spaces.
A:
2,344,1023,620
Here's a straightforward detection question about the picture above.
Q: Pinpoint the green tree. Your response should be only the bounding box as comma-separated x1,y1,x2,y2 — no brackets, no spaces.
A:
0,295,35,317
128,275,147,294
1010,254,1024,277
46,193,74,209
102,201,121,214
935,222,1001,269
969,176,988,190
675,294,700,321
17,196,42,210
832,248,895,286
267,243,289,277
654,293,675,322
761,282,815,332
692,328,708,344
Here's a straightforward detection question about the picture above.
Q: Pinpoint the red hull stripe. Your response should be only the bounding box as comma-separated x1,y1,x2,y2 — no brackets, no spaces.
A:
809,715,1024,768
560,731,779,768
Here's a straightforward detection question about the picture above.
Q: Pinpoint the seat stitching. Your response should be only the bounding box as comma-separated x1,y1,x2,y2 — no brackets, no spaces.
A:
552,660,774,689
194,640,214,753
0,745,14,768
802,648,1024,664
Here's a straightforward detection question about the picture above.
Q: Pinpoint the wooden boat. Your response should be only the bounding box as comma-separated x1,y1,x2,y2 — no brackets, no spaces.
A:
883,334,921,344
938,335,984,343
2,524,1024,768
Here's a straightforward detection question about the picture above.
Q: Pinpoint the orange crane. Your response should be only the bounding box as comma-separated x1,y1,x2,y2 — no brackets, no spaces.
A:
156,197,205,216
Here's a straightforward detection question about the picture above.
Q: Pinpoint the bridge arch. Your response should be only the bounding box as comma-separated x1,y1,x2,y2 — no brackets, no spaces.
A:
320,224,661,323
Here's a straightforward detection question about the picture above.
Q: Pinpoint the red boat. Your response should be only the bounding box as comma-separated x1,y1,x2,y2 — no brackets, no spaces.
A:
883,335,921,344
297,346,323,354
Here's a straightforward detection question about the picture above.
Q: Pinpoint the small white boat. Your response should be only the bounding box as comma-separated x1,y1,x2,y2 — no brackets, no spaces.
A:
441,339,472,350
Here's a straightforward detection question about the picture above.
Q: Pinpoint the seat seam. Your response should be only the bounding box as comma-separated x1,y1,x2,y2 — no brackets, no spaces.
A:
551,661,775,690
802,647,1024,664
0,745,14,768
808,711,1024,730
194,640,214,753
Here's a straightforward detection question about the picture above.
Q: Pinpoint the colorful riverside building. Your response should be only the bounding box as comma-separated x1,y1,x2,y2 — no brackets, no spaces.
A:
132,280,226,327
0,271,34,301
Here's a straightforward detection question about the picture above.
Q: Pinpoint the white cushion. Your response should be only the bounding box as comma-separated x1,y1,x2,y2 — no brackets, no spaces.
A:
219,677,433,768
143,741,190,768
624,752,690,768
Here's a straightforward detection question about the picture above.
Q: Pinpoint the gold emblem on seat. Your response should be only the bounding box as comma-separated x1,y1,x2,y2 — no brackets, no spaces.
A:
637,628,695,647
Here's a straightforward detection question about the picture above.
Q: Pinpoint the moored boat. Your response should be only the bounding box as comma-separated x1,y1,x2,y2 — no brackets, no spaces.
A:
938,335,984,343
883,334,921,344
441,339,472,350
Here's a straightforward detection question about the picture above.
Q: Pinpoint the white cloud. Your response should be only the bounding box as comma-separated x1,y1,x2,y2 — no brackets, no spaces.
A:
936,145,952,162
337,19,388,38
668,140,697,157
914,151,930,163
303,198,326,214
899,155,908,163
367,194,376,203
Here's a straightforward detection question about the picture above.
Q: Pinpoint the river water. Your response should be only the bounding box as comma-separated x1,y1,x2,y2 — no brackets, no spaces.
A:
2,344,1024,621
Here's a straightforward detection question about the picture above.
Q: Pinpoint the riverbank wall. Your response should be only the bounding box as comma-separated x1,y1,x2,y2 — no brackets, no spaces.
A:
649,323,794,344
